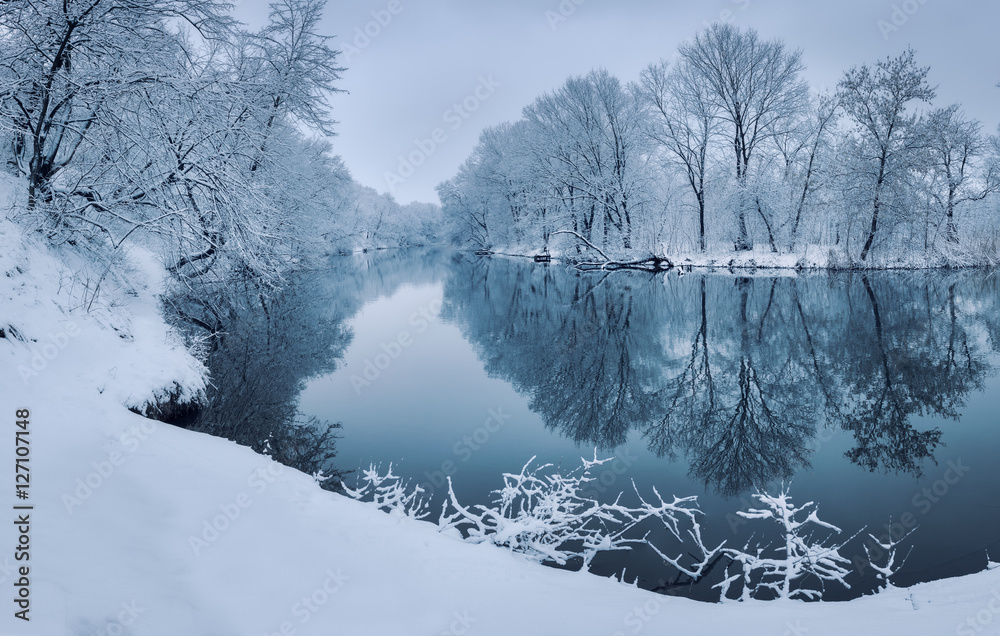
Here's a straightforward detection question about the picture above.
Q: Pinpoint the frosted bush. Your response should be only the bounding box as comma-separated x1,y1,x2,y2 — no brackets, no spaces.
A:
715,485,855,601
342,463,432,520
437,453,723,575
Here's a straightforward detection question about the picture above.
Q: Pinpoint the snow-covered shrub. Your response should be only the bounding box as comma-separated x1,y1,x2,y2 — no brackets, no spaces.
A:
342,464,432,520
716,485,855,601
437,454,723,574
342,461,918,603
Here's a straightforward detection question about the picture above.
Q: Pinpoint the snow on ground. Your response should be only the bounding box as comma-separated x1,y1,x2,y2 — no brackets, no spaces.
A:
673,245,829,270
2,187,1000,634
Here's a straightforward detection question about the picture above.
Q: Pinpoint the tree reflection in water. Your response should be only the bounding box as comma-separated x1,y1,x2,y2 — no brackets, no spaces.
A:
443,255,999,497
165,249,452,485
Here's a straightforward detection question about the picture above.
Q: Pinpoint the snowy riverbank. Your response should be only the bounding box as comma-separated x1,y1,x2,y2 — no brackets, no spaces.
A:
2,203,999,635
480,242,998,271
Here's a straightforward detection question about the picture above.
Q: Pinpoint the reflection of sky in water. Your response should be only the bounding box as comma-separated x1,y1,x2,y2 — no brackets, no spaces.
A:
297,253,1000,600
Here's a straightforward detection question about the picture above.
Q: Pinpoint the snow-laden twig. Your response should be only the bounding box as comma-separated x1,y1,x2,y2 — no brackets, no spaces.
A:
864,521,916,590
341,464,431,520
714,537,767,603
312,469,333,485
631,482,725,579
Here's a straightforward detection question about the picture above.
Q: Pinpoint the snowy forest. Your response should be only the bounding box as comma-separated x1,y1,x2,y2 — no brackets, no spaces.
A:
439,24,1000,268
4,4,999,325
0,0,440,300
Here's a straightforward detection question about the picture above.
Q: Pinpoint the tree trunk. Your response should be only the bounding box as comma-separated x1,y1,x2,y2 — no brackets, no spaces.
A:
860,155,888,262
755,197,778,253
735,205,751,251
698,190,706,252
622,197,632,250
945,188,959,244
789,145,819,251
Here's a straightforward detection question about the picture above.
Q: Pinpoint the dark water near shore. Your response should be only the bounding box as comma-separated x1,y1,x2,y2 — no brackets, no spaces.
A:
197,249,1000,600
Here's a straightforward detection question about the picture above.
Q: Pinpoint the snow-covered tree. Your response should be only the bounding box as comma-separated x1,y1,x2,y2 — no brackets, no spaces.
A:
0,0,365,295
638,59,719,252
678,23,807,251
437,123,537,251
0,0,231,210
922,104,998,246
523,69,655,254
837,48,936,262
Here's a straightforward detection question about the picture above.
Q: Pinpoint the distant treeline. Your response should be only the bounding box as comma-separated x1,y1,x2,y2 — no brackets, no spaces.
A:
439,24,1000,267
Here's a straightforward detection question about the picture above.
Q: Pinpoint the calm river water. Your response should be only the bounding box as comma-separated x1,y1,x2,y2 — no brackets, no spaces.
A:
198,249,1000,600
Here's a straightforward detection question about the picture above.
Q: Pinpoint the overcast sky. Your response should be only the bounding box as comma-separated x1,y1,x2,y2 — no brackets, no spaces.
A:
236,0,1000,205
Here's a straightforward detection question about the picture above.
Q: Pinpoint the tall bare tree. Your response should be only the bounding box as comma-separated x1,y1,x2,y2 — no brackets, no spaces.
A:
923,104,998,244
678,23,807,251
770,92,840,250
837,49,935,261
638,59,719,252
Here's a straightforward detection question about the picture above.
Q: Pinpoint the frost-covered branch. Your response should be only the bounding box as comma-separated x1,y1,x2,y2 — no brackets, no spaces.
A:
342,463,431,520
721,484,855,601
437,455,636,567
436,453,720,579
864,521,916,590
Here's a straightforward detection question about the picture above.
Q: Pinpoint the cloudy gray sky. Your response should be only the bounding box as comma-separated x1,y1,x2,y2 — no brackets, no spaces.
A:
237,0,1000,205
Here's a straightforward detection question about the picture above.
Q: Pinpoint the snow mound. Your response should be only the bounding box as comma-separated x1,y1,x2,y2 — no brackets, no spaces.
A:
1,175,206,410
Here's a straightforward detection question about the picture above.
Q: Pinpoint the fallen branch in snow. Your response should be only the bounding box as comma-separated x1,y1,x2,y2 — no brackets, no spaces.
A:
551,230,674,272
573,256,675,272
551,230,610,262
